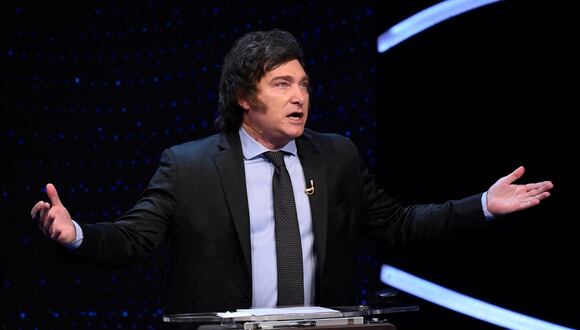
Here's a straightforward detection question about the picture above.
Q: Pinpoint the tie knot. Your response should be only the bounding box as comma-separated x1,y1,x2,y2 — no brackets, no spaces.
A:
263,151,286,168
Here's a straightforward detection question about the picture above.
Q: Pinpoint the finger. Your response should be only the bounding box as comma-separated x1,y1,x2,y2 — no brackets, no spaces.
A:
515,197,540,211
521,198,540,209
536,191,551,201
524,182,540,193
46,183,62,207
50,227,62,240
502,166,525,184
38,203,53,230
524,182,545,193
525,181,554,195
31,201,47,219
41,213,56,234
39,222,48,236
51,231,62,240
38,217,51,236
519,191,551,210
542,181,554,190
39,202,50,221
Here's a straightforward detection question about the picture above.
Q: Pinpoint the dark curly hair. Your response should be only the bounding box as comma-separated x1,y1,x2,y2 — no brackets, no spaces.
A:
216,30,306,132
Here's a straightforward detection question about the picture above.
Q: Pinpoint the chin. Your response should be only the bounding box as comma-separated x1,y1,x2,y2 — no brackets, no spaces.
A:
288,127,305,138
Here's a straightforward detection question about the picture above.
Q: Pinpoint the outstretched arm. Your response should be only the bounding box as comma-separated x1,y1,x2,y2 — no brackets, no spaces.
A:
30,183,76,245
486,166,553,217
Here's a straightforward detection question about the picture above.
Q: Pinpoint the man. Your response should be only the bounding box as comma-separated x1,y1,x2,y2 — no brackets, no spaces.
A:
31,30,553,314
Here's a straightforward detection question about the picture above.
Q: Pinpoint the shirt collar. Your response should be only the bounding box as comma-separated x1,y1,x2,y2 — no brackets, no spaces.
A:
239,127,297,160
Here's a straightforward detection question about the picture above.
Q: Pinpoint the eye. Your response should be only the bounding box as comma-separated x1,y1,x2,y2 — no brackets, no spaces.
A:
299,80,309,89
275,81,290,88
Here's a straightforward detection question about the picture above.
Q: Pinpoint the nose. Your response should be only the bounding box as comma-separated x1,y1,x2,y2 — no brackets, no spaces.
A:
290,83,307,106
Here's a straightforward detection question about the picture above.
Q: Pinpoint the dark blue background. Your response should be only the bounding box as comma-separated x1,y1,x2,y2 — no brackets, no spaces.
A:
1,1,577,329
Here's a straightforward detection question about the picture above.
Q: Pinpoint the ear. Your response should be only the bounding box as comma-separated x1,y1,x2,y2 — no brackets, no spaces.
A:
237,96,250,111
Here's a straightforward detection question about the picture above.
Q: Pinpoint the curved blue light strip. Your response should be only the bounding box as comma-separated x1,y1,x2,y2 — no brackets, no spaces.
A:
381,265,573,330
377,0,502,53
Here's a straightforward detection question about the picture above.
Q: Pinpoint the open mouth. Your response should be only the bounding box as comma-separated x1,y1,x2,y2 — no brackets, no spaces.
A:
287,112,304,119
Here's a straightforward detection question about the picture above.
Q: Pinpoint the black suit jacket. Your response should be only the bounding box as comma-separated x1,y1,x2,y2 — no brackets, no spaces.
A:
68,128,487,313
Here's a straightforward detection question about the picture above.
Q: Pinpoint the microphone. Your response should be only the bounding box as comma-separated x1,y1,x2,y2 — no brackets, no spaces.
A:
305,179,314,195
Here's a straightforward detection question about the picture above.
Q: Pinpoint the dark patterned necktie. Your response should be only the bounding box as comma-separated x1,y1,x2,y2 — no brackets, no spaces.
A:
262,151,304,306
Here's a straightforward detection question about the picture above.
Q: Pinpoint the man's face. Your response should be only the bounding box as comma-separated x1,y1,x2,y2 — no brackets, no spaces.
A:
240,59,309,150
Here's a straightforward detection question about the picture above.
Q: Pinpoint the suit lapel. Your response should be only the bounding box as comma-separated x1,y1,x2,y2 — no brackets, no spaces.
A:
213,133,252,278
296,131,328,280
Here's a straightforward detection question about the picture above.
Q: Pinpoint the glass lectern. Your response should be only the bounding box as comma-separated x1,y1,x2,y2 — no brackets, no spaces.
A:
163,305,418,330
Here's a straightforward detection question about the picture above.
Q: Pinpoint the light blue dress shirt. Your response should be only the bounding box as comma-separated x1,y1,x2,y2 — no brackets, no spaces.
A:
239,127,315,308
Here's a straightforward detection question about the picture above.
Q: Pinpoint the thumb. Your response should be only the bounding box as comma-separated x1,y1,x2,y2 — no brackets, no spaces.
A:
46,183,62,206
503,166,525,184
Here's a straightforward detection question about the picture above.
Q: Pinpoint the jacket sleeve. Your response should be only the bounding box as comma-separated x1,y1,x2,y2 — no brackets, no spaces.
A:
59,148,179,267
356,152,489,247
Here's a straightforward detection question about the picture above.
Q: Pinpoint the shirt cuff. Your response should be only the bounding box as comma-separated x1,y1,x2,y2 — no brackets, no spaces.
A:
64,220,84,249
481,192,495,221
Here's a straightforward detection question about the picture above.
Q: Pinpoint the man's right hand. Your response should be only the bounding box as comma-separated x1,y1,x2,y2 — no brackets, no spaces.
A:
30,183,76,245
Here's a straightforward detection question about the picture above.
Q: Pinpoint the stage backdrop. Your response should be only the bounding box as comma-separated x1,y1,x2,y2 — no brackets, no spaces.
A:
1,1,576,329
374,1,575,329
1,2,377,329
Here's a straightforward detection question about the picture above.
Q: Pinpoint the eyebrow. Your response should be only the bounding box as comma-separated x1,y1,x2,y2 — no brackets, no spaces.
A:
270,75,309,82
